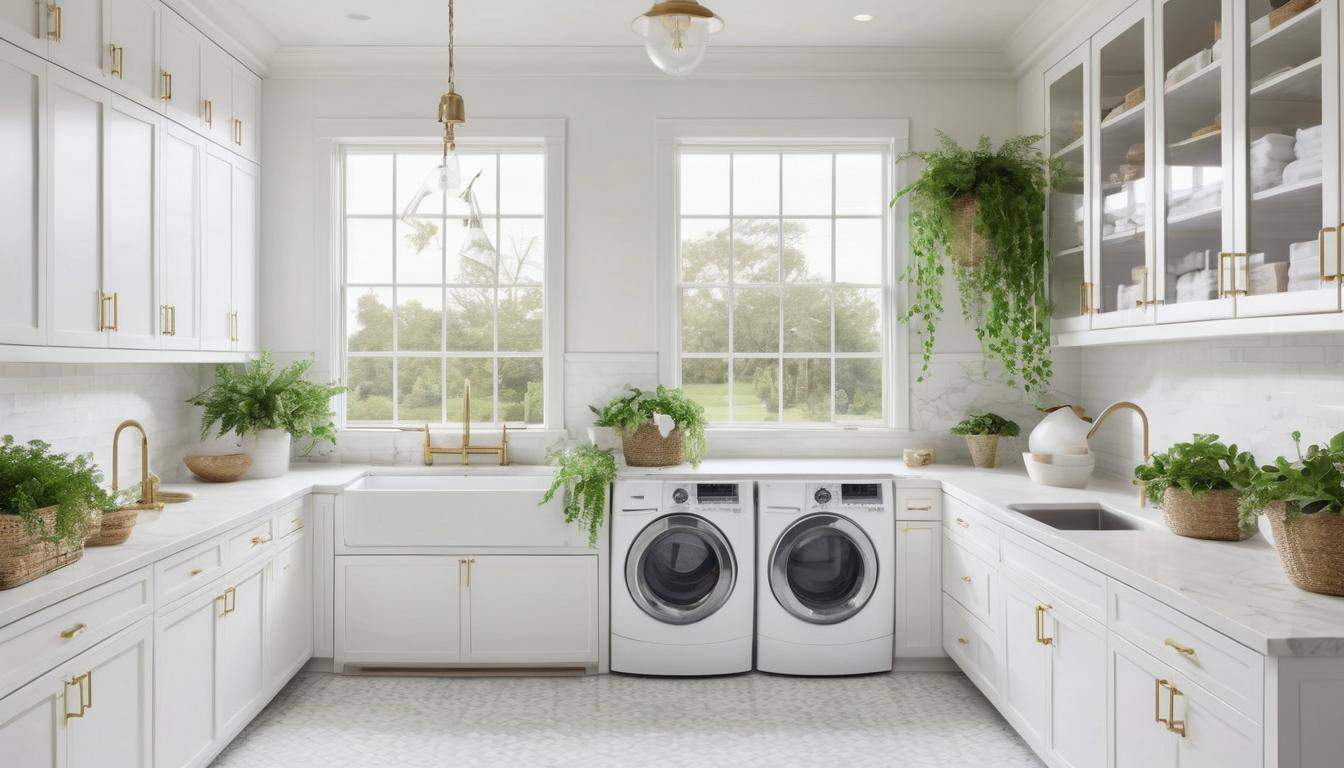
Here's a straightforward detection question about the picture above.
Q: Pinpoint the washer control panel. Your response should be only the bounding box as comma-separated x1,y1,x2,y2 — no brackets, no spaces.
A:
666,482,748,512
806,481,889,511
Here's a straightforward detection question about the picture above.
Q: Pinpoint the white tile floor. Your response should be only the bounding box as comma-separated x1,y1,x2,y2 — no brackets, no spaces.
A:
213,671,1043,768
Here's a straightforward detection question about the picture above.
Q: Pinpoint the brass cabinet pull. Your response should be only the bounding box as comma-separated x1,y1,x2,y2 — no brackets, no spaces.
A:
160,70,173,101
1167,683,1187,737
954,517,969,529
1154,677,1169,726
160,304,177,336
251,533,272,546
1320,226,1340,283
59,622,87,640
110,292,118,331
170,305,177,335
233,118,243,146
1035,604,1054,645
107,44,124,78
98,292,118,331
63,672,91,720
217,585,236,615
1164,638,1196,656
960,575,972,584
189,567,204,577
203,99,213,127
1217,252,1230,298
46,3,61,42
956,637,969,645
229,310,239,342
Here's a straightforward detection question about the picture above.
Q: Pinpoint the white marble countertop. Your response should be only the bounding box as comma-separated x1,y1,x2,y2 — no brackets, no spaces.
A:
4,457,1343,658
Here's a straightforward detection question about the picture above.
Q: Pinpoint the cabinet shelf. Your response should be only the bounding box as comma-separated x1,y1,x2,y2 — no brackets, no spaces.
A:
1100,101,1144,133
1250,56,1322,102
1054,244,1085,259
1051,135,1084,161
1251,177,1323,240
1250,3,1322,82
1166,131,1221,167
1167,202,1221,231
1163,60,1222,136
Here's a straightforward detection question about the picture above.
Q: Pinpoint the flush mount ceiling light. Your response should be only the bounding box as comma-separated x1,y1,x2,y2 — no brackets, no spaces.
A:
632,0,724,76
401,0,466,222
345,12,372,21
853,13,874,22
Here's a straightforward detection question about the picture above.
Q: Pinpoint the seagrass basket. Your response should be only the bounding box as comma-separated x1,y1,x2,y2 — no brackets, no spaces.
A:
965,435,1000,469
0,506,85,590
621,423,685,467
1265,504,1344,596
1161,487,1253,542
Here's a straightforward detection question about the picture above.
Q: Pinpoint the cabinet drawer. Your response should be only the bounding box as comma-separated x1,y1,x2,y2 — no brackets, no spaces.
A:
943,494,1001,562
942,537,995,625
155,536,226,607
1109,580,1263,723
225,516,275,569
943,592,1001,702
1001,527,1106,622
0,567,152,698
896,487,941,521
273,497,307,540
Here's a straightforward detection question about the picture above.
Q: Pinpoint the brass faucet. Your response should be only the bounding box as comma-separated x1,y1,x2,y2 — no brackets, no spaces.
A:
112,419,164,510
402,380,510,466
1086,401,1150,507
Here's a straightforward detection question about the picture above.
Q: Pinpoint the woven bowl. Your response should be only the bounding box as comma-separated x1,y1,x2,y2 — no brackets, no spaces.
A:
184,453,252,482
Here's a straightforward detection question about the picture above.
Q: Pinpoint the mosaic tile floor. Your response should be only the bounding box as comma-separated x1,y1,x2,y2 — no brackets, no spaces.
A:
213,670,1043,768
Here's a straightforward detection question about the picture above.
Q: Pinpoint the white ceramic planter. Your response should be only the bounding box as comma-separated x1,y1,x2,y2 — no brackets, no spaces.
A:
236,429,292,478
587,426,621,452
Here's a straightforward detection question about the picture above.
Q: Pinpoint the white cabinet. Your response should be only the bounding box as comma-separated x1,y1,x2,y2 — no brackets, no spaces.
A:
230,157,258,350
158,7,200,129
105,95,158,349
153,578,222,768
465,555,597,664
231,65,258,160
200,41,232,149
895,520,944,658
45,0,104,85
160,120,201,348
0,41,46,345
269,531,312,685
1002,576,1051,750
335,555,462,668
201,144,233,350
104,0,156,108
217,557,268,738
1046,41,1093,332
0,0,50,56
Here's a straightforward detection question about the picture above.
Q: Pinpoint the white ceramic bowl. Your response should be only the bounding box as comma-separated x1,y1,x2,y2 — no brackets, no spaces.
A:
1023,453,1095,489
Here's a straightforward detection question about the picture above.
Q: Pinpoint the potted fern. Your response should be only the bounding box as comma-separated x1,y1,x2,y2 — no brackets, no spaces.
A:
540,444,618,547
894,132,1060,398
950,412,1019,469
1133,434,1258,541
188,353,345,478
591,386,708,468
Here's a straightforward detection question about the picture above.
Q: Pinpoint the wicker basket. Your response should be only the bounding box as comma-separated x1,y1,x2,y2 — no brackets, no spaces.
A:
1265,504,1344,596
184,453,252,482
965,435,1000,469
86,503,153,547
621,423,685,467
0,506,85,590
1161,487,1253,541
949,196,988,268
1269,0,1319,30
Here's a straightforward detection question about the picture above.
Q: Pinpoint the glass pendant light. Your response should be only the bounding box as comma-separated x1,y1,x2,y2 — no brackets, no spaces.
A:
632,1,724,76
400,0,466,227
457,172,498,279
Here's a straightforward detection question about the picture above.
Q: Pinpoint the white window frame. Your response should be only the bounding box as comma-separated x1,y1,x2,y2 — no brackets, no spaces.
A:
315,117,565,432
656,118,911,433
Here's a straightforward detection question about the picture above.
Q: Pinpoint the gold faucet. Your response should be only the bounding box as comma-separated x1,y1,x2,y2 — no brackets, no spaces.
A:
1086,401,1150,507
401,380,509,466
112,419,164,510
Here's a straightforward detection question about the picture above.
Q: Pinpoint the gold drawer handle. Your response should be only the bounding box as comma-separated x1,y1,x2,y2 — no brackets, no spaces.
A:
1164,638,1196,656
46,3,61,42
217,585,237,616
63,671,91,720
251,533,273,546
1155,677,1169,726
956,637,969,645
189,567,204,577
203,99,213,127
160,69,173,101
960,575,972,584
59,622,87,640
1035,604,1054,645
107,44,124,78
1167,683,1187,737
954,517,969,529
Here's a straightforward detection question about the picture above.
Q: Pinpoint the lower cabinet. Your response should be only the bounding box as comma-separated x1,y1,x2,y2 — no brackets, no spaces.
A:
0,618,153,768
335,555,463,667
465,555,598,664
269,531,312,686
895,520,945,659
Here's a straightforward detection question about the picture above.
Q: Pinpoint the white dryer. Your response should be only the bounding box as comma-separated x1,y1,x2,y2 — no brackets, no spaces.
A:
757,480,894,675
611,480,754,675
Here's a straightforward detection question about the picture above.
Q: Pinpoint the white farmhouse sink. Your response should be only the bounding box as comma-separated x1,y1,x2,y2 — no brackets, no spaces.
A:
339,474,583,550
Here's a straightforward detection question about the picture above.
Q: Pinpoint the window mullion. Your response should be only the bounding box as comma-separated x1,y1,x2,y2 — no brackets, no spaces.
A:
830,152,839,423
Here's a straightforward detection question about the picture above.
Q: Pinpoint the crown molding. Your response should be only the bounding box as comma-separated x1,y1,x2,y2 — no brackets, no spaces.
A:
161,0,279,76
1005,0,1126,79
267,44,1015,81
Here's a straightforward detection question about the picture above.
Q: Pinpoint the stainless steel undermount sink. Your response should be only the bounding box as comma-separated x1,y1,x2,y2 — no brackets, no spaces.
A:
1007,503,1143,531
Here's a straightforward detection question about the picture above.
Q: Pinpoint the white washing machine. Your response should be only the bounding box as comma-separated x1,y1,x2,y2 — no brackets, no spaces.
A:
611,480,754,675
756,480,894,675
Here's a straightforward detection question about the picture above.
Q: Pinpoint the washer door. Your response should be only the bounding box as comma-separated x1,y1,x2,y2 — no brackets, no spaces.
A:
769,513,878,625
627,514,736,625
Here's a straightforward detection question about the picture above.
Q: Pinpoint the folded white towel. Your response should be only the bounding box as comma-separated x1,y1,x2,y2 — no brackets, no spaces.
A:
1250,133,1296,162
1167,249,1213,276
1288,277,1322,293
1295,140,1323,160
1297,125,1323,143
1252,168,1286,192
1283,158,1323,185
1246,262,1288,296
1166,48,1211,85
1117,283,1143,309
1290,239,1320,264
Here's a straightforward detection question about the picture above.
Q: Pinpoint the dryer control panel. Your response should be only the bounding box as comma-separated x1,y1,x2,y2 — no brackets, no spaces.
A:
665,481,749,513
805,481,889,511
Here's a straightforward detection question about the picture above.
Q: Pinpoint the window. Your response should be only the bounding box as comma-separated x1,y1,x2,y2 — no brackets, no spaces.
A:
675,148,891,425
341,147,547,426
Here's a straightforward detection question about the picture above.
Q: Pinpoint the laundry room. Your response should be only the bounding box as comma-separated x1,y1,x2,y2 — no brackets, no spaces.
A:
1,0,1344,766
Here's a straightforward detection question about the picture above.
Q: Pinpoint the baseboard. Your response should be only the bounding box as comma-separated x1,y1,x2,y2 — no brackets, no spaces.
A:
304,656,335,673
892,656,959,672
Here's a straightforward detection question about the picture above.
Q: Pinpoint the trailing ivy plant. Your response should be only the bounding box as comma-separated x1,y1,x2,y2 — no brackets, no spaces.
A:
540,444,618,547
1237,430,1344,529
950,412,1020,437
188,352,346,454
590,386,708,466
893,132,1061,398
0,435,110,547
1132,433,1258,508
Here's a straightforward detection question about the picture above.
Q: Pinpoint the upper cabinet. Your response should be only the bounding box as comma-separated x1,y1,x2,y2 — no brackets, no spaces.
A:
159,7,200,129
105,0,158,108
0,43,46,346
1047,0,1344,345
45,0,106,86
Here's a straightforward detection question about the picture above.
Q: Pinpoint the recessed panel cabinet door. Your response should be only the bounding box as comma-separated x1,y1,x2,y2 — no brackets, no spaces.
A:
200,41,232,148
65,619,154,768
105,96,157,349
894,521,944,658
232,66,258,159
0,0,48,55
159,9,201,130
161,122,202,349
45,0,104,85
48,67,107,348
231,158,258,351
465,555,598,664
1001,578,1050,752
1044,604,1106,768
0,42,45,345
104,0,156,108
270,533,312,685
217,560,268,739
1111,635,1179,768
334,556,462,668
201,146,233,350
0,663,65,768
154,582,223,768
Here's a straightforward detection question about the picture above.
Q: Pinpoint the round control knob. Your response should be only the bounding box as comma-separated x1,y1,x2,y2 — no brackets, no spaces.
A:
814,488,832,505
672,488,690,504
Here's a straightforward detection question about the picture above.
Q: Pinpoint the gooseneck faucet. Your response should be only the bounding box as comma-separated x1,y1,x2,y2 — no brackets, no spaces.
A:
1086,401,1150,507
112,419,162,508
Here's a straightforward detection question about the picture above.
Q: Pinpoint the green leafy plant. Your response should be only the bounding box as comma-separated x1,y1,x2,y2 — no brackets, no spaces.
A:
188,352,346,454
1237,430,1344,528
590,386,708,465
1133,433,1258,508
0,436,110,547
893,132,1061,398
540,444,617,547
950,412,1020,437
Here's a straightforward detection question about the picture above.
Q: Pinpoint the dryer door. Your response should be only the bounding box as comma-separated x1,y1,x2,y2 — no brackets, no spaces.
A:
769,513,878,625
627,514,736,625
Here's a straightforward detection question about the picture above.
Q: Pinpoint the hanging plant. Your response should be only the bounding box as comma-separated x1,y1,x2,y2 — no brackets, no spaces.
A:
893,132,1062,398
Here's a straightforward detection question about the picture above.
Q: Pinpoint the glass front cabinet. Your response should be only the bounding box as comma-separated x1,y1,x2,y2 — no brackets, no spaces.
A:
1045,0,1343,341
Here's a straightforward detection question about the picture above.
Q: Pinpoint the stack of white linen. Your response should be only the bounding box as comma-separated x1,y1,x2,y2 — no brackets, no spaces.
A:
1165,249,1217,303
1167,181,1222,218
1287,238,1326,292
1116,282,1144,310
1251,134,1294,191
1283,125,1323,186
1246,261,1287,295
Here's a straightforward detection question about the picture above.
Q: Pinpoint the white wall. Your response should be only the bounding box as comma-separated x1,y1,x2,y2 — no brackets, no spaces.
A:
263,68,1082,461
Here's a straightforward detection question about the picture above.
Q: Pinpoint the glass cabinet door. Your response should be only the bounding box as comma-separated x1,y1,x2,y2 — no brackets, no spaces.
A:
1235,0,1340,316
1046,43,1092,334
1155,0,1237,323
1091,1,1157,329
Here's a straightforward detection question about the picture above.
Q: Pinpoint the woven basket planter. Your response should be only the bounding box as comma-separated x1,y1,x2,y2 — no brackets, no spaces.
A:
86,503,154,547
1265,503,1344,596
965,435,1000,469
950,197,988,268
1162,487,1253,541
0,506,85,590
621,423,685,467
184,453,252,482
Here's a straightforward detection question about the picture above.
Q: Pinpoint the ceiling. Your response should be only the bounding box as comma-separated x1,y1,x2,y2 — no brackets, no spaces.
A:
231,0,1050,50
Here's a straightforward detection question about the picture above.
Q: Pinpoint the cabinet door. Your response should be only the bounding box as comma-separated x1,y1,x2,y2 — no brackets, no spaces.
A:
104,0,155,108
1112,634,1179,768
231,66,258,159
1044,603,1107,768
47,66,107,348
201,145,233,350
269,533,312,686
0,42,46,345
1046,42,1094,332
45,0,104,84
154,580,224,768
334,556,461,668
0,0,49,56
158,8,201,130
217,558,268,738
200,41,232,148
105,96,157,349
230,158,258,351
464,555,598,665
895,520,944,658
1001,577,1050,751
0,663,66,768
160,121,201,349
66,619,153,768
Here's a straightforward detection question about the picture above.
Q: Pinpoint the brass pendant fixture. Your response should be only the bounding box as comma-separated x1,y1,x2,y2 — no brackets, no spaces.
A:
402,0,466,223
632,0,724,76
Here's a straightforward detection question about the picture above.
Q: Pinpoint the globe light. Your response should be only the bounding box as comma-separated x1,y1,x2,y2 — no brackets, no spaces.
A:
632,1,724,77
